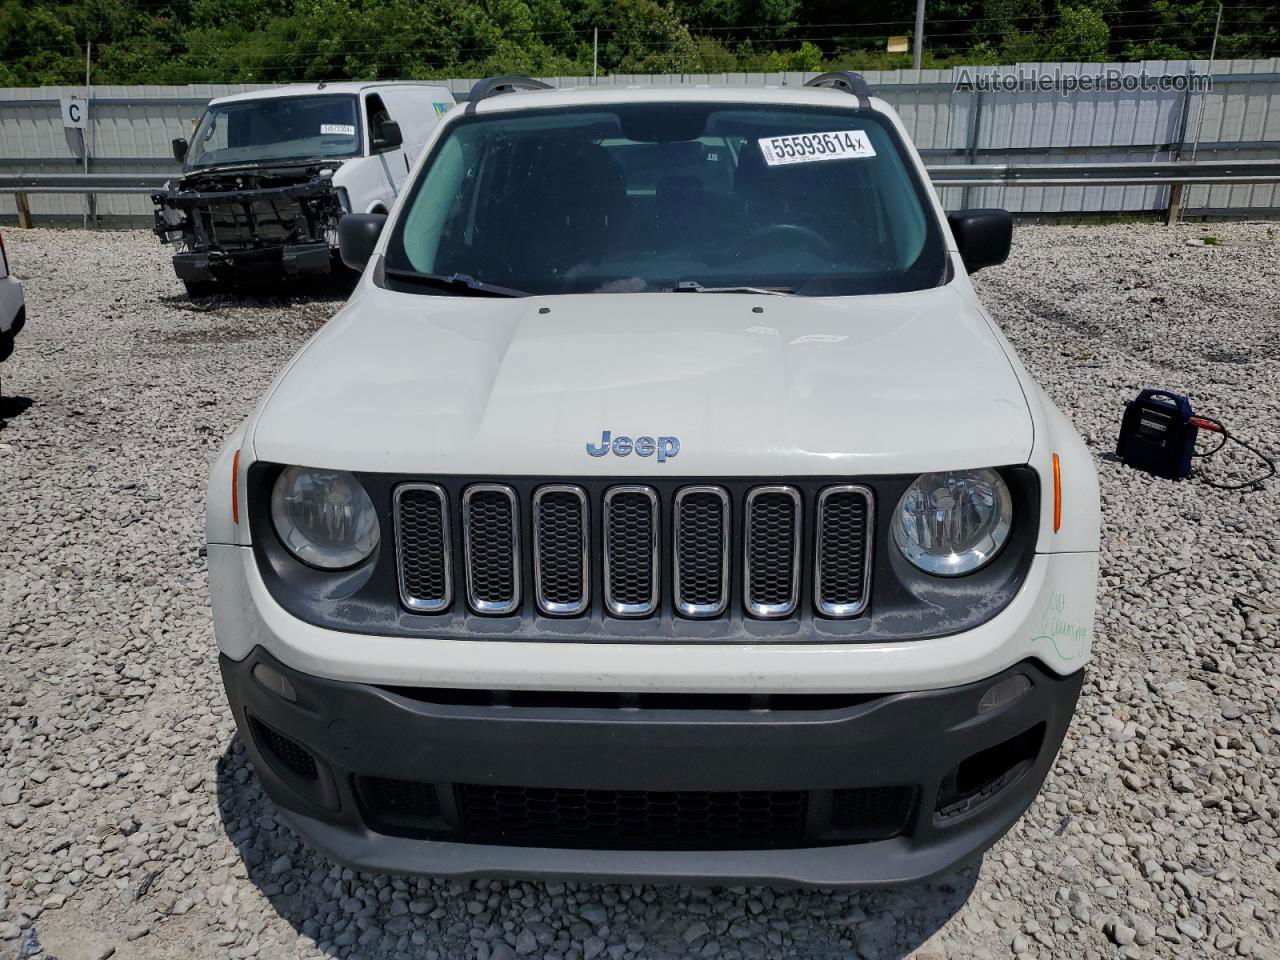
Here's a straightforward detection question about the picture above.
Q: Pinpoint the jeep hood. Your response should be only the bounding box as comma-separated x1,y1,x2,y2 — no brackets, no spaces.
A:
251,285,1033,476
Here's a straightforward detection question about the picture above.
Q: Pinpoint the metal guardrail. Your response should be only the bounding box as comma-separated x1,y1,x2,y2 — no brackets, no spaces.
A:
5,160,1280,193
927,159,1280,187
0,172,170,194
2,160,1279,225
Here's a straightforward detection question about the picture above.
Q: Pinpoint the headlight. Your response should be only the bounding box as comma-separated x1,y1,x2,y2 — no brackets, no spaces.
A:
270,466,380,569
892,468,1012,576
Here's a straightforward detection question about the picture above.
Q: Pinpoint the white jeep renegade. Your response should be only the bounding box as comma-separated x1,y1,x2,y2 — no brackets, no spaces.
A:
207,74,1100,887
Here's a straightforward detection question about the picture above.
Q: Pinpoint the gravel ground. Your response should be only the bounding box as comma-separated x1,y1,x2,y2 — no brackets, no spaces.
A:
1,223,1278,960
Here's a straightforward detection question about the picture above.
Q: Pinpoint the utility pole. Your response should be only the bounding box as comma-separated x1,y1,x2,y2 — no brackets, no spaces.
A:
1169,2,1221,225
84,41,92,229
593,28,598,84
912,0,925,69
1189,2,1223,162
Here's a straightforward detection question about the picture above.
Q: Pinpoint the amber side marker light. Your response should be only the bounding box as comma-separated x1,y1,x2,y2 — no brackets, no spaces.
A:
231,450,240,527
1052,453,1062,533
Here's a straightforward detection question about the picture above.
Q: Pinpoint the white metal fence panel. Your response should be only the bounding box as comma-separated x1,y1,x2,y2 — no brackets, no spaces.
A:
1,60,1277,222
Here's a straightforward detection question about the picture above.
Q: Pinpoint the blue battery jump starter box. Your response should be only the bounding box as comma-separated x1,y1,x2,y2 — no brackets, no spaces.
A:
1116,389,1198,480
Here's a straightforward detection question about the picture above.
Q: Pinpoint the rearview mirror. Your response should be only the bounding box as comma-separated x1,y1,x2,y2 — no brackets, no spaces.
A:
172,137,189,163
338,213,387,272
372,120,403,153
947,209,1013,274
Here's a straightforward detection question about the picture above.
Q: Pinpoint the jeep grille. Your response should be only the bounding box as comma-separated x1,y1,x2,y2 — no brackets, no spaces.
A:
673,486,730,618
603,486,660,617
532,486,589,616
394,481,873,622
394,484,452,612
744,486,803,618
461,484,521,615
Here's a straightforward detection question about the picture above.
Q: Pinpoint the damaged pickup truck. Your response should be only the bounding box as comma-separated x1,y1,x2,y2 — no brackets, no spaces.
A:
153,82,455,295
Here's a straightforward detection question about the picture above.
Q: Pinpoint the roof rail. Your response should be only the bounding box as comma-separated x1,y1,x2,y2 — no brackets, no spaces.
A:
803,71,874,103
468,75,555,103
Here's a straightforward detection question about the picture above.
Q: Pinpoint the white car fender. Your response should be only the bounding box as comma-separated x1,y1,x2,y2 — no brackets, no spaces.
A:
207,417,252,547
1026,383,1101,555
963,293,1101,556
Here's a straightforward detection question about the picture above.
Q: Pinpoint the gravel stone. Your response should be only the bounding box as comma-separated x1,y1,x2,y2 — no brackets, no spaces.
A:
1,223,1278,960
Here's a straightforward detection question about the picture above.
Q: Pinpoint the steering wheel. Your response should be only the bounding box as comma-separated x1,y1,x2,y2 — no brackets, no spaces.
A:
729,223,836,261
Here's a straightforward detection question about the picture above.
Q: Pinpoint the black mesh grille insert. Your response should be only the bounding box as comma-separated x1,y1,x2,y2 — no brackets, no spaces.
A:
817,488,871,615
465,487,518,611
830,785,916,839
675,489,727,614
249,717,318,782
357,776,442,834
534,488,587,613
396,486,450,610
457,783,808,849
746,489,799,615
604,488,657,613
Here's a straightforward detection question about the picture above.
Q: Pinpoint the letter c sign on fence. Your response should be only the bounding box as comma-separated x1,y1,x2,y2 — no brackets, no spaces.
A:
61,97,88,129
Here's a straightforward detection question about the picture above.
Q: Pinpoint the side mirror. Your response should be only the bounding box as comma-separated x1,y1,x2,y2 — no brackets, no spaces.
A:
338,213,387,271
371,120,403,153
172,137,189,163
948,209,1013,274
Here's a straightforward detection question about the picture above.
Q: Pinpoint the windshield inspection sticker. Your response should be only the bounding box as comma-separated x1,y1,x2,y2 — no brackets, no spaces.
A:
321,123,356,136
759,130,876,166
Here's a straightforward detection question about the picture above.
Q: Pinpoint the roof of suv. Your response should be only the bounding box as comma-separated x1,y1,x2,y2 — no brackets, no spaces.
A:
454,71,883,116
461,85,890,116
210,82,453,107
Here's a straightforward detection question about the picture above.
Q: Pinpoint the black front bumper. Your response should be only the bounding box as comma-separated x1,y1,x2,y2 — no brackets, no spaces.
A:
173,242,332,282
222,649,1082,887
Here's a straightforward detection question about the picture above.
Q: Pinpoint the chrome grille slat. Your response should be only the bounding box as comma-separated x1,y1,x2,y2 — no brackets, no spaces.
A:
462,484,521,615
744,486,802,619
674,486,730,618
603,485,659,618
815,485,874,618
532,485,589,616
394,483,452,612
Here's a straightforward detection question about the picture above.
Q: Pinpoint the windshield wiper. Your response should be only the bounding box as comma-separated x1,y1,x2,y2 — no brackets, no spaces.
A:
672,281,795,296
384,268,527,298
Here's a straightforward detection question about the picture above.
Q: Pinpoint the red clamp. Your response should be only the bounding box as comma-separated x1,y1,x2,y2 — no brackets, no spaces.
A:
1190,416,1225,433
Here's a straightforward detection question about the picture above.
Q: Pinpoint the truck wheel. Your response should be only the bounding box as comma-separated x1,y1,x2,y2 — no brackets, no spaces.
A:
183,279,219,299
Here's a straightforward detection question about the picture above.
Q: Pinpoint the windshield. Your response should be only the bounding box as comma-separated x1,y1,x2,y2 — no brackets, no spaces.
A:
186,95,361,170
384,102,946,297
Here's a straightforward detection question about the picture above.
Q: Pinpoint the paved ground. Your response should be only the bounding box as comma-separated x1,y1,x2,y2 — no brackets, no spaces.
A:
1,223,1277,960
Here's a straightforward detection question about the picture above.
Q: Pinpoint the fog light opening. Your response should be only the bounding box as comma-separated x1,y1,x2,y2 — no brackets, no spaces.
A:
935,722,1046,820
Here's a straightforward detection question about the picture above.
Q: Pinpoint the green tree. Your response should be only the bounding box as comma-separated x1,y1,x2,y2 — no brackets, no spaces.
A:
1050,5,1109,60
595,0,699,73
0,0,1277,87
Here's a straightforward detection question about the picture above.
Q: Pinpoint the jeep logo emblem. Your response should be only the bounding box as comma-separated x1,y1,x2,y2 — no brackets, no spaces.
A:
586,431,680,463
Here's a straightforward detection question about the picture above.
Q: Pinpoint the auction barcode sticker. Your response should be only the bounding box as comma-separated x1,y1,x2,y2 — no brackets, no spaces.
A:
321,124,356,136
758,130,876,166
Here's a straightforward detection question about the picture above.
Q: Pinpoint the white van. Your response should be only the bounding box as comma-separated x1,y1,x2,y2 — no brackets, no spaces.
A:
152,82,456,294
